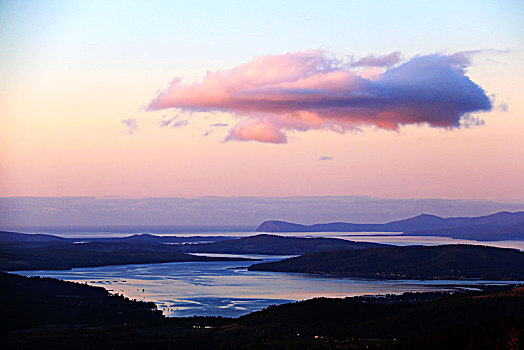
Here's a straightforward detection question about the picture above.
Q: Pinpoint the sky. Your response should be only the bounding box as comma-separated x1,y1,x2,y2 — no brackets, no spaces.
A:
1,0,523,218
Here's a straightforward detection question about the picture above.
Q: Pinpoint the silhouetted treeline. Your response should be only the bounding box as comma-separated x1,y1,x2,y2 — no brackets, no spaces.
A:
1,272,522,349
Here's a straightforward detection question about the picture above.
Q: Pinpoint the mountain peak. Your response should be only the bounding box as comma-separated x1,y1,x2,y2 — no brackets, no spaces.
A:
414,213,442,218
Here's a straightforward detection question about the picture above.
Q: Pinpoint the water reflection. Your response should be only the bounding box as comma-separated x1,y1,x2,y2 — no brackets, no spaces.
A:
14,254,522,318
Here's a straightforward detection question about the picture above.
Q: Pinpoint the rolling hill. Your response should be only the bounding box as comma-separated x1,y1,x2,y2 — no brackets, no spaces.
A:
249,244,524,280
183,233,389,255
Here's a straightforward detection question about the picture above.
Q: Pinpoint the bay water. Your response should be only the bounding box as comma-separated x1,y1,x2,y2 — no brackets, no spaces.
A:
11,227,523,317
15,253,521,318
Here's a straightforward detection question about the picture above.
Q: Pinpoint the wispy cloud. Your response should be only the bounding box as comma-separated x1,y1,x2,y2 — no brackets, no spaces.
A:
160,115,189,128
149,50,492,143
497,101,508,112
203,122,230,137
122,118,138,134
319,156,333,161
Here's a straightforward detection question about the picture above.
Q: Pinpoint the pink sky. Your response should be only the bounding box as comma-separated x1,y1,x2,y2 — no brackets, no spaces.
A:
1,1,523,203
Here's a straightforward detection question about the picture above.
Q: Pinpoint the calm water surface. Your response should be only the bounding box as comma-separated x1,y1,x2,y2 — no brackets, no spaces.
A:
12,228,524,317
15,253,522,318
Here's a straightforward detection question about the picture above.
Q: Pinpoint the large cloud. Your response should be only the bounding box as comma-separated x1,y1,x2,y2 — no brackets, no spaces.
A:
148,50,492,143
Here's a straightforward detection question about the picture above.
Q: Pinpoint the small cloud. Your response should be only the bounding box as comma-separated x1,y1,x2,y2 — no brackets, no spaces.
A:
488,94,509,112
203,122,230,137
350,52,401,67
172,119,189,128
122,118,138,134
319,156,333,161
160,115,189,128
225,118,287,144
460,114,485,128
497,101,509,112
160,116,173,127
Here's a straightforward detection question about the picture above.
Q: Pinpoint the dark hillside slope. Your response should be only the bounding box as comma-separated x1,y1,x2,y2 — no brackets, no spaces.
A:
249,244,524,280
237,286,524,348
0,272,162,332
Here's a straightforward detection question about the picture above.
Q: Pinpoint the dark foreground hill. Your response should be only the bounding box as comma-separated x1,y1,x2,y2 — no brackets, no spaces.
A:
236,286,524,349
0,272,163,333
183,234,389,255
249,244,524,280
1,272,522,349
256,211,524,241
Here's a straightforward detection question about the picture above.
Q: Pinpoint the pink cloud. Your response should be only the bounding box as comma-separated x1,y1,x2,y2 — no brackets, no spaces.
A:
148,50,492,143
225,118,287,143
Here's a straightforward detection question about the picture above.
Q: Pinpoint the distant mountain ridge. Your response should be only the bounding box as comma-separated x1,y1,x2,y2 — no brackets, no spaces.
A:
256,211,524,241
